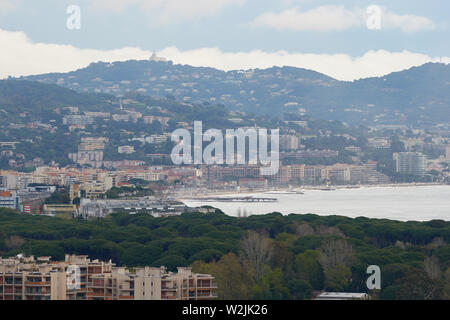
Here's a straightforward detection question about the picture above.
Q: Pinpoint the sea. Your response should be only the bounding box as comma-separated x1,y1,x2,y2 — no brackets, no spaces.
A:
182,185,450,222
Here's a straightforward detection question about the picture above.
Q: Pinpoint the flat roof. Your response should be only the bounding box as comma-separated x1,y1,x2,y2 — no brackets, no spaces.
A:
316,292,369,299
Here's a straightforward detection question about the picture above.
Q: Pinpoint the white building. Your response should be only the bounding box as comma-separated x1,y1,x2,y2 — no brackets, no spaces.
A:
394,152,427,176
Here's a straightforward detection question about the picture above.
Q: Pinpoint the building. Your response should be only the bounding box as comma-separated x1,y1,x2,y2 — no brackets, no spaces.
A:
279,135,299,151
118,146,135,154
368,138,391,149
314,292,370,300
43,204,77,218
394,152,427,176
0,174,18,189
446,146,450,160
0,190,20,211
77,198,189,219
63,115,94,126
69,138,109,168
281,150,339,161
0,255,216,300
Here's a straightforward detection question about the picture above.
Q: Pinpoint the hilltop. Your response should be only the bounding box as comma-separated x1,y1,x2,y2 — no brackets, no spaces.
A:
22,60,450,127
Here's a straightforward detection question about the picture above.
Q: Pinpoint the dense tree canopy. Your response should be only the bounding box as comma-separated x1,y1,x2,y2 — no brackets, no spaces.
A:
0,208,449,299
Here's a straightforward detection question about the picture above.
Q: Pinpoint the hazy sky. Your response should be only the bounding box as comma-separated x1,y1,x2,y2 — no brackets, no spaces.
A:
0,0,449,80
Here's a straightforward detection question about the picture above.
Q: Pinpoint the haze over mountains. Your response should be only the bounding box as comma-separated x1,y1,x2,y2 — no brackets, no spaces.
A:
19,60,450,127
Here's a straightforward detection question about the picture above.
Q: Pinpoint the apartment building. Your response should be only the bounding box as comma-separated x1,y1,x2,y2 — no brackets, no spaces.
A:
0,190,21,211
62,115,94,126
0,255,216,301
394,152,427,176
87,267,217,301
279,135,299,151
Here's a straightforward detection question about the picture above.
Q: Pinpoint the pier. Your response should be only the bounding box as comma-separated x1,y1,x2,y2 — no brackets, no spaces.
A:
192,196,278,203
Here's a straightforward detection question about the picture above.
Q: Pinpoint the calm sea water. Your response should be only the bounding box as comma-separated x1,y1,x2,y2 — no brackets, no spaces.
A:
182,185,450,222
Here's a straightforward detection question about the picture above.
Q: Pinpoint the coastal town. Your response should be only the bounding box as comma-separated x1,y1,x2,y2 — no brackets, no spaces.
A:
1,105,450,217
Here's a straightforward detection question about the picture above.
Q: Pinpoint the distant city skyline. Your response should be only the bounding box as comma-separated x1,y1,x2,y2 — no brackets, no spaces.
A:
0,0,449,80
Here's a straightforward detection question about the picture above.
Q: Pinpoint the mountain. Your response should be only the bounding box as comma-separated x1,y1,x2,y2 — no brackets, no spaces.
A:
0,79,117,123
22,60,450,127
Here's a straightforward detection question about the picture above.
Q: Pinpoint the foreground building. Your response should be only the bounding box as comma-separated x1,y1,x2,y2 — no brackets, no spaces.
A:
314,292,370,300
0,255,217,300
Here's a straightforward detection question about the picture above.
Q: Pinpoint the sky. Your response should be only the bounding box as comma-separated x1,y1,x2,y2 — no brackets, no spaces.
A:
0,0,449,80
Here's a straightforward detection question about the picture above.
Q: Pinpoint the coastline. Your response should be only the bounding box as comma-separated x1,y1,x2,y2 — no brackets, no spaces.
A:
177,182,448,200
180,184,450,222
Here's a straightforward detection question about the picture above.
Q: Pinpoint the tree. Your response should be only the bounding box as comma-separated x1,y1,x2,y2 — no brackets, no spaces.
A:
295,250,325,290
191,253,254,300
395,269,443,300
252,268,291,300
318,239,354,270
239,231,274,281
424,256,442,281
318,239,354,291
443,268,450,300
287,279,313,300
5,235,25,250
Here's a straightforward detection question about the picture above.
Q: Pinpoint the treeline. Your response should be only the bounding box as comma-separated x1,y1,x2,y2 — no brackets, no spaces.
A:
0,208,449,299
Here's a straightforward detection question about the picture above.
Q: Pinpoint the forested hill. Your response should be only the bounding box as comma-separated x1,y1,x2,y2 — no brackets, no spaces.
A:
23,60,450,127
0,79,117,122
1,208,449,300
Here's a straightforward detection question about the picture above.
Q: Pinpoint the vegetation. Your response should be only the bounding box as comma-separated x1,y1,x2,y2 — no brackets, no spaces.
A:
1,208,449,300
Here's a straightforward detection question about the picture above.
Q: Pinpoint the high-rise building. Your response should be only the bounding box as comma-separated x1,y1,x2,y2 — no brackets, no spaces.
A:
280,135,299,151
393,152,427,176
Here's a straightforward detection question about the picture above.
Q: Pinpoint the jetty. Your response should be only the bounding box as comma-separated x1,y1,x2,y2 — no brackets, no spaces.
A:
192,196,278,203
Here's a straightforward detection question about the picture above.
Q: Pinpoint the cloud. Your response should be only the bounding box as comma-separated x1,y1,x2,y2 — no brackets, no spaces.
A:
251,6,362,31
158,47,450,81
89,0,244,25
250,5,436,33
382,10,437,33
0,28,449,81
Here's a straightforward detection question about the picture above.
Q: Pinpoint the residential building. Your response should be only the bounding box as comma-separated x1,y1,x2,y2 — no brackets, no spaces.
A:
118,146,135,154
0,255,216,300
0,190,20,211
394,152,427,176
63,115,94,126
280,135,299,151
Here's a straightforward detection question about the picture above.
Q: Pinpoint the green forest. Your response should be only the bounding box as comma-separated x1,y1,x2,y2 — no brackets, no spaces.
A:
0,208,449,300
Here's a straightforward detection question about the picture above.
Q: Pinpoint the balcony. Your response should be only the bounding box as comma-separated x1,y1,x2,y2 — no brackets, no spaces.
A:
161,286,177,291
25,281,50,286
86,292,105,297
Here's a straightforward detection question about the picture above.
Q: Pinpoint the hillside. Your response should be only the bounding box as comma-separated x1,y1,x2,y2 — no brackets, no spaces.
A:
0,80,117,123
22,60,450,127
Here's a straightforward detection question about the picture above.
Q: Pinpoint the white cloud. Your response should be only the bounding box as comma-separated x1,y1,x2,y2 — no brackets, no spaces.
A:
158,47,450,81
0,28,449,81
382,10,436,33
89,0,244,25
251,6,362,31
250,5,436,33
